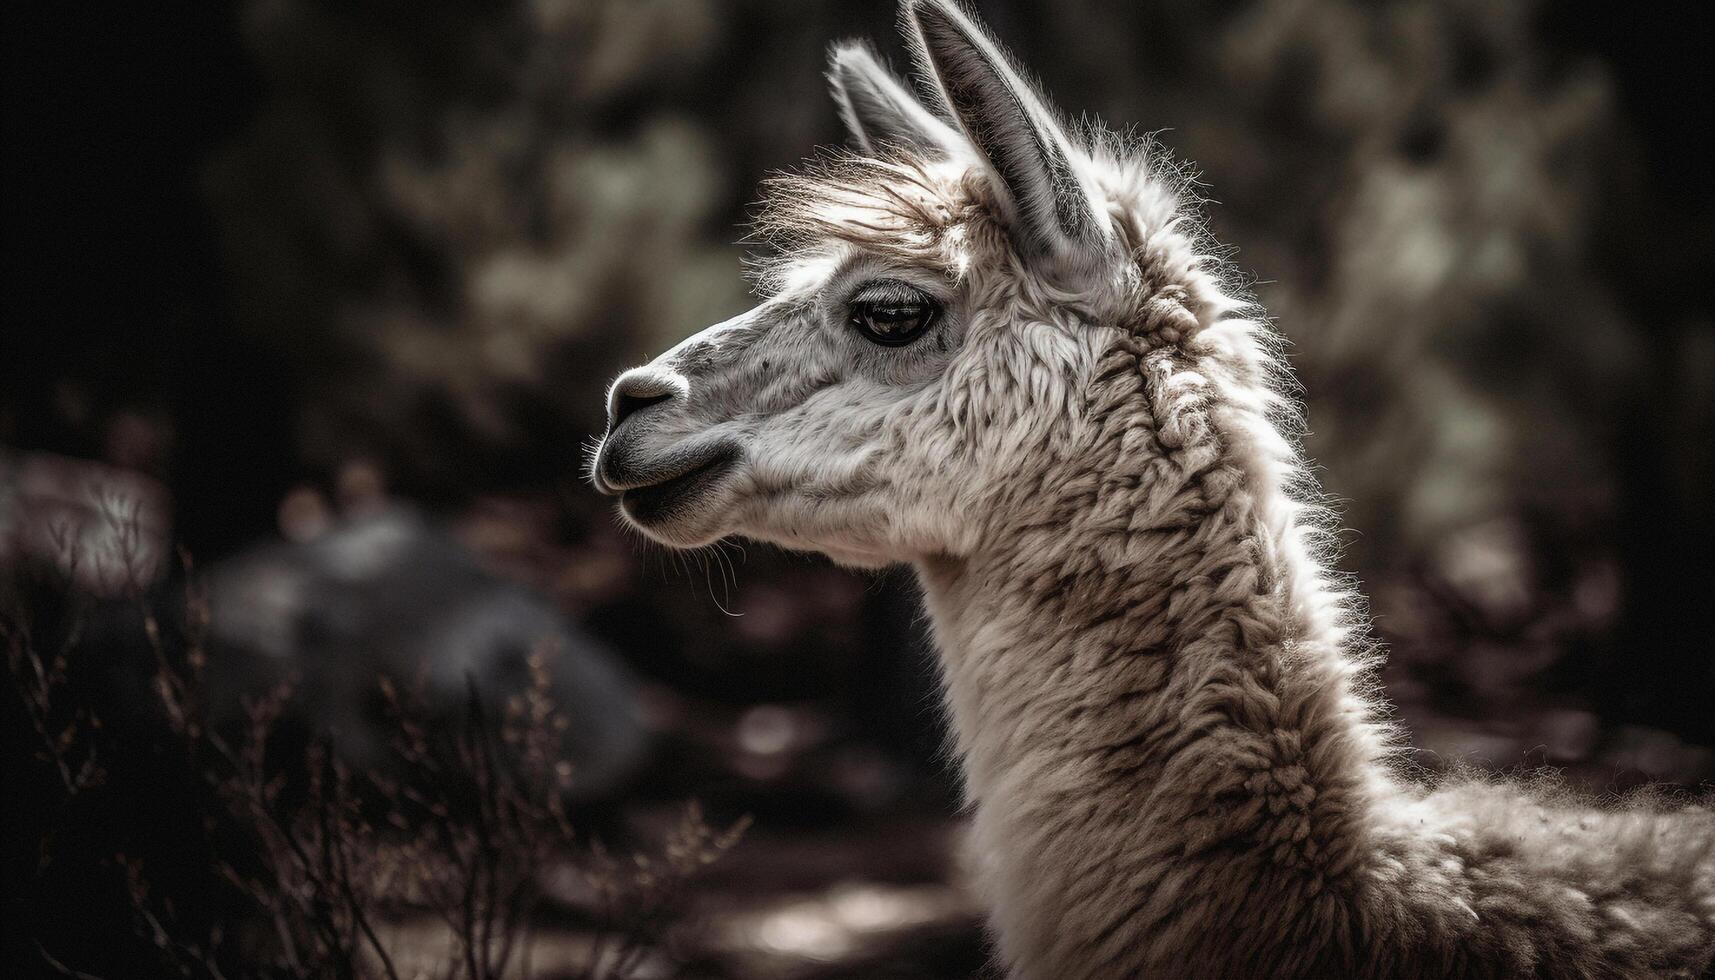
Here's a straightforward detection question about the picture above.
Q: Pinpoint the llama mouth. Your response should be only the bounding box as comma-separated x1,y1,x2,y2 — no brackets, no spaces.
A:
618,442,742,526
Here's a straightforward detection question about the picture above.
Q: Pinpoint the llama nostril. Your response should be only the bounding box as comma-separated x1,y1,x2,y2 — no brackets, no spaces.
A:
608,389,674,434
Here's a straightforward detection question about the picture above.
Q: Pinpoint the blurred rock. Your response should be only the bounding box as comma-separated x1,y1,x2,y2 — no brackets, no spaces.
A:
203,506,646,798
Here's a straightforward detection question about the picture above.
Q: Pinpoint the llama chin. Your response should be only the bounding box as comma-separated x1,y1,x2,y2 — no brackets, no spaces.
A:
591,2,1715,976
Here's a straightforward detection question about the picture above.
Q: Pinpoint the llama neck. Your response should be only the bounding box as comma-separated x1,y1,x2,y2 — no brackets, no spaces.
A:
914,338,1397,975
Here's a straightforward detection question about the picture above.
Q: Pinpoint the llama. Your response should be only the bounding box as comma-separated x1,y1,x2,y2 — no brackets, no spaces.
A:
589,2,1715,975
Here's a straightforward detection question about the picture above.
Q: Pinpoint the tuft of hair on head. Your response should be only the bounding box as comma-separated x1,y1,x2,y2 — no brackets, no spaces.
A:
749,153,960,294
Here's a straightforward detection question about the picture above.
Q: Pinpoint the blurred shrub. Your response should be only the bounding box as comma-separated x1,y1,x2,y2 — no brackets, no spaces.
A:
2,553,744,978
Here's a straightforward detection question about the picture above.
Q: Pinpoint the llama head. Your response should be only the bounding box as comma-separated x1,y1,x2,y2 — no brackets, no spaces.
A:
592,0,1214,568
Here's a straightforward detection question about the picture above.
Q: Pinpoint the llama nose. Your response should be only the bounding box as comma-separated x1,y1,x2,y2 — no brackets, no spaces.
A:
605,370,681,436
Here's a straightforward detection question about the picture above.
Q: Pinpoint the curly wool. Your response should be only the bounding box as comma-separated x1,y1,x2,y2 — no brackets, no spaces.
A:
911,136,1715,979
743,130,1715,978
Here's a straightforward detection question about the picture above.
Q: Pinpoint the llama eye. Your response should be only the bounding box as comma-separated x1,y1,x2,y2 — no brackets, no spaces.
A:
848,282,939,347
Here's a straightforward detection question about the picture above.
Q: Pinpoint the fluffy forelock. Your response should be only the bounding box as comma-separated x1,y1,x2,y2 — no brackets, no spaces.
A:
749,132,1240,320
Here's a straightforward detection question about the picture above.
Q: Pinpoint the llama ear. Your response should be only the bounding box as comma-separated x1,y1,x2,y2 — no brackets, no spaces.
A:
827,41,960,157
904,0,1108,263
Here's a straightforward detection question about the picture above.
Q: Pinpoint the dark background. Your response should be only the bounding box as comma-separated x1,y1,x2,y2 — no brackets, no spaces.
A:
4,1,1712,976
